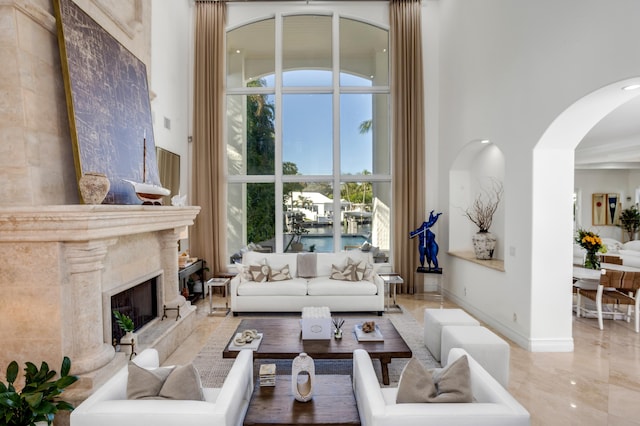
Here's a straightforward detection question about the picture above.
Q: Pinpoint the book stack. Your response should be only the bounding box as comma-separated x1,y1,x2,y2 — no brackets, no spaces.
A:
259,363,276,387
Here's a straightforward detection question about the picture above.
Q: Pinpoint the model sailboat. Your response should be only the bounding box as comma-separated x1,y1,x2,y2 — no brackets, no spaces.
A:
123,130,170,204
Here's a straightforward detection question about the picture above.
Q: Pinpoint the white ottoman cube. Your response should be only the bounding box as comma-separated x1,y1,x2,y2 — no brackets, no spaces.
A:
441,325,510,388
424,308,480,361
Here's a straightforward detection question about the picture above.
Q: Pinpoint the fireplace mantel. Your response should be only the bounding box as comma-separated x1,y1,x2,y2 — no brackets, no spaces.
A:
0,205,200,241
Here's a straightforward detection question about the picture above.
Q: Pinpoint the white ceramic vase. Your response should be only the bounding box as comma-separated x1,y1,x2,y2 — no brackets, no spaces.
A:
472,231,497,260
120,331,136,355
291,352,315,402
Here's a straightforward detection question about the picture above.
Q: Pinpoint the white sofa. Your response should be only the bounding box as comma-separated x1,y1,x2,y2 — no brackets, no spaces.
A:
70,348,253,426
352,348,530,426
230,251,385,315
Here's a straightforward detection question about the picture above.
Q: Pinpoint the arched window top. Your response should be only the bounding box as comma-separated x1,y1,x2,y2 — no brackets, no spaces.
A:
227,15,388,89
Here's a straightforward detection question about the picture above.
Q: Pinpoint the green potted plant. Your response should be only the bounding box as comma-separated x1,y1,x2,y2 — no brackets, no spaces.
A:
113,310,136,355
618,205,640,242
0,356,78,425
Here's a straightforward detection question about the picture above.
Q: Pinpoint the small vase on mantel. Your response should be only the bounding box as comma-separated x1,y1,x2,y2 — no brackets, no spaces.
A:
79,172,110,204
120,331,137,355
472,231,497,260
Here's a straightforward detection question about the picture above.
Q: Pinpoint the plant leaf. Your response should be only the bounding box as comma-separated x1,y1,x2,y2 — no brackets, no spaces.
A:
24,392,43,408
60,357,71,377
6,361,18,385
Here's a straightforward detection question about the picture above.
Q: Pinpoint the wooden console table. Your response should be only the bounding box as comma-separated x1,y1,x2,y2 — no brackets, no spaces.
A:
179,259,206,302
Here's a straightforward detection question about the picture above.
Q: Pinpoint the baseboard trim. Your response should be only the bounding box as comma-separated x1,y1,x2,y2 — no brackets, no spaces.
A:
444,290,574,353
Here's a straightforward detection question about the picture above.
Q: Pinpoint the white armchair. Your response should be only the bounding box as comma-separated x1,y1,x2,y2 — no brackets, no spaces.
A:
71,348,253,426
352,348,530,426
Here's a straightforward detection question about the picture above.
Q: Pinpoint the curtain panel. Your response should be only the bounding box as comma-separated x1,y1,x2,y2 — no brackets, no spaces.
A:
191,1,227,274
390,0,426,294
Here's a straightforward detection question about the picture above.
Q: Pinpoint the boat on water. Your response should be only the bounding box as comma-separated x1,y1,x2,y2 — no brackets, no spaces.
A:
123,131,170,204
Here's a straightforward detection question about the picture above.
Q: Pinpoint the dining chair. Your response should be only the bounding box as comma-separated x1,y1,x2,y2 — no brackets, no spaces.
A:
576,269,640,332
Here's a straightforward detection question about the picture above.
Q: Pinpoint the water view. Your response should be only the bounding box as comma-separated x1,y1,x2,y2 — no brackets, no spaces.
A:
300,235,368,253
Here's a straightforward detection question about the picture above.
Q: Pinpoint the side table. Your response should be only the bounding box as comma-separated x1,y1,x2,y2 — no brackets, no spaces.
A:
206,277,230,316
379,273,403,312
178,259,206,302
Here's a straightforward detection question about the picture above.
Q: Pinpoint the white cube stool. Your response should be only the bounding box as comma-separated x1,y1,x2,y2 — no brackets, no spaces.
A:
441,325,510,388
424,308,480,361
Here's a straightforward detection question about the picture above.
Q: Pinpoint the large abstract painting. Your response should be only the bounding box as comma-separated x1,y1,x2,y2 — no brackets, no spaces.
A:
54,0,161,205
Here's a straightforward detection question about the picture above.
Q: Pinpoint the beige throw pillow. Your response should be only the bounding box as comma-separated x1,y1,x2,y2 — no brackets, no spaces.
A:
396,355,472,403
269,264,292,281
249,264,270,283
127,362,204,401
429,355,473,403
330,263,356,281
395,357,437,403
158,363,205,401
127,363,174,400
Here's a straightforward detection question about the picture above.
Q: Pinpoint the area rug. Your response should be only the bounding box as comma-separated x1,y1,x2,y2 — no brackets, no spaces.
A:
193,307,439,387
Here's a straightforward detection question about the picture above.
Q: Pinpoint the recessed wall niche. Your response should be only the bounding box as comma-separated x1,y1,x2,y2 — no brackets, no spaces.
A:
449,141,506,261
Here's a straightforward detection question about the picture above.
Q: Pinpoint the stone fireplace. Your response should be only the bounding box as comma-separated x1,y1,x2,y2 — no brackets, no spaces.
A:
0,205,200,404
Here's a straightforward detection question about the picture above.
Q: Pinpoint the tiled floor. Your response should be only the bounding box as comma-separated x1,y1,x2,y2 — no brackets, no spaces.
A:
166,293,640,426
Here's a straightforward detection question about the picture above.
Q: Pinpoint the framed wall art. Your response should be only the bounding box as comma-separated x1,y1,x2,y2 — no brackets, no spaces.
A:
592,193,621,226
54,0,162,205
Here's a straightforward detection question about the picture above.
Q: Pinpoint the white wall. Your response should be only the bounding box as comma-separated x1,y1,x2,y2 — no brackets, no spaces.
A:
151,0,193,200
437,0,640,351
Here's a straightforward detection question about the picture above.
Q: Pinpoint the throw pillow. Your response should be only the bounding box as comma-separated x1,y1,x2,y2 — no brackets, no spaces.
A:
347,257,367,281
127,362,205,401
395,357,437,403
235,262,253,283
395,355,472,404
330,263,356,281
348,257,371,281
158,363,205,401
250,264,270,283
127,363,174,400
297,253,317,278
269,264,292,281
429,355,473,403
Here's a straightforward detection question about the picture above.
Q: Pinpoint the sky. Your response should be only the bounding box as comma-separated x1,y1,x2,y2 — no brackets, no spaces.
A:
262,71,377,176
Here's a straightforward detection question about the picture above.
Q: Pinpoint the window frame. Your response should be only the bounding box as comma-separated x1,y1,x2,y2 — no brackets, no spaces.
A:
226,11,391,255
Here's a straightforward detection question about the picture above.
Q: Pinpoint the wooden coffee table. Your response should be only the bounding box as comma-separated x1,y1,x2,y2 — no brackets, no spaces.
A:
243,374,360,426
223,317,412,385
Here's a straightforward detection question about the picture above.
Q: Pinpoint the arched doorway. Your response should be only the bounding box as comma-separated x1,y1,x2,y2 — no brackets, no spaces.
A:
531,78,640,345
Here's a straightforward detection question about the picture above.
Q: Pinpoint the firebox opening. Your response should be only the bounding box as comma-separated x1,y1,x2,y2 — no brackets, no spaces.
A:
111,276,158,341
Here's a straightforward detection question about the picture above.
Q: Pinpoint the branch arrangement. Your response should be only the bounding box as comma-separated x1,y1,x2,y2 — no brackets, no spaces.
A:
464,179,503,232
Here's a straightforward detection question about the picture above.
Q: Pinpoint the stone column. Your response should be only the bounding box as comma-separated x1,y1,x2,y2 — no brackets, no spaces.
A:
63,239,117,375
159,229,186,307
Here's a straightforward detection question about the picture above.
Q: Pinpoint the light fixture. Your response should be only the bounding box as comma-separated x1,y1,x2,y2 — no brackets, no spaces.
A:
622,84,640,91
235,49,241,54
480,139,490,144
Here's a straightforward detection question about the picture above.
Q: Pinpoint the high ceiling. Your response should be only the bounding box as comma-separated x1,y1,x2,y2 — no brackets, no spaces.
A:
575,95,640,169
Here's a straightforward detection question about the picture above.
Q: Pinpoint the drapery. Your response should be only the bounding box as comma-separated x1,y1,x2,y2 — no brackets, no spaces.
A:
390,0,425,293
191,1,227,274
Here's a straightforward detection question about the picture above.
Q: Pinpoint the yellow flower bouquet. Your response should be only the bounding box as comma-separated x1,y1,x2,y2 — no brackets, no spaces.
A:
575,229,604,269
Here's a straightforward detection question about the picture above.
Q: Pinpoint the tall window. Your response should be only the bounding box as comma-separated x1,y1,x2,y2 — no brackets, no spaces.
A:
226,14,390,256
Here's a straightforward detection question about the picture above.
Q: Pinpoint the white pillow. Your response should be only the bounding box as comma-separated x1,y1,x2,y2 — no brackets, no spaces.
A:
601,238,623,253
618,249,640,257
622,240,640,252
